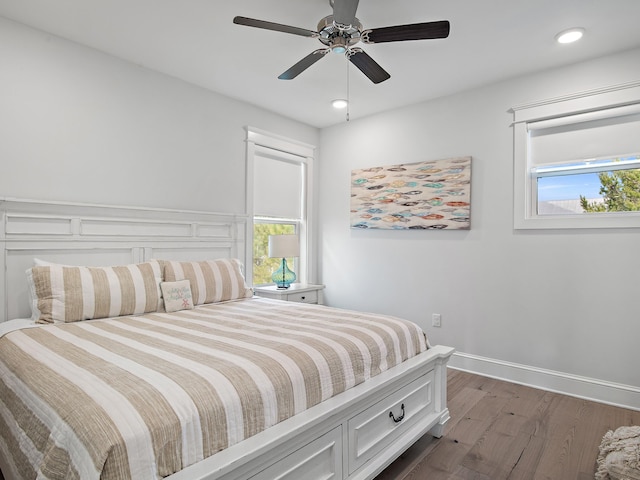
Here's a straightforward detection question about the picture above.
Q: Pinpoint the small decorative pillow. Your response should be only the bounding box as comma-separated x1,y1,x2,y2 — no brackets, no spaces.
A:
161,258,253,305
26,260,163,323
160,280,194,313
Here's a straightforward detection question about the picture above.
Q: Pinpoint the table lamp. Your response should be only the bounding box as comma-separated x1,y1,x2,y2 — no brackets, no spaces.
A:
268,234,299,289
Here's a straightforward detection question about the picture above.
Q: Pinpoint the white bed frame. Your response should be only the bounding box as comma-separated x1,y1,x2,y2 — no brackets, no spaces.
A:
0,197,454,480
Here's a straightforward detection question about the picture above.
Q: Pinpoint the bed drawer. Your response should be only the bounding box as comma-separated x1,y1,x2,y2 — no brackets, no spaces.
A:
347,369,435,474
250,426,342,480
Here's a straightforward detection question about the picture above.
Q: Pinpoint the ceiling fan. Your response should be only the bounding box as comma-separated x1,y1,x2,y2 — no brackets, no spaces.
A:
233,0,450,84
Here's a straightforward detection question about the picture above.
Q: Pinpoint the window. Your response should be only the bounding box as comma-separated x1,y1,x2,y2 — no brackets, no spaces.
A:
252,149,303,285
245,128,315,286
535,155,640,215
512,81,640,229
253,222,296,285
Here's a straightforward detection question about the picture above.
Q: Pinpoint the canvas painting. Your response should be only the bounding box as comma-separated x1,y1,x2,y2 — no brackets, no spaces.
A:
350,156,471,230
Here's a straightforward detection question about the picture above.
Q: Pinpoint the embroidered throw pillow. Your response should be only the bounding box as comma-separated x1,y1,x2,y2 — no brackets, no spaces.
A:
160,280,195,313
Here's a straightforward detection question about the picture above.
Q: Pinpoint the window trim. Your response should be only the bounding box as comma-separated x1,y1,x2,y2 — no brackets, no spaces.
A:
245,127,316,285
512,81,640,229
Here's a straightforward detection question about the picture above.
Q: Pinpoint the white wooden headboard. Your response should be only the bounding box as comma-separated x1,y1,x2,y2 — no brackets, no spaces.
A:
0,198,250,322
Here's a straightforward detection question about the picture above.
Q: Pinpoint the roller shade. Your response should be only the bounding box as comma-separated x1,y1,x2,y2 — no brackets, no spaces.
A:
528,104,640,167
534,155,640,177
253,146,303,219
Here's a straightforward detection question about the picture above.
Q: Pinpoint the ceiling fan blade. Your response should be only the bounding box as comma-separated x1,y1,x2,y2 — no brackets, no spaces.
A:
332,0,360,27
279,49,329,80
363,20,450,43
233,16,317,38
348,49,390,84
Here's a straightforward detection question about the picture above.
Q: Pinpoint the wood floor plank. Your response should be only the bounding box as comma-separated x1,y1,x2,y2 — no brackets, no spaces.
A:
450,465,493,479
533,395,605,479
376,369,640,480
462,426,543,478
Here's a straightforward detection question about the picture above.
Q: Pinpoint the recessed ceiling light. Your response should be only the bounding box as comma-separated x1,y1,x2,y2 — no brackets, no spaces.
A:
332,99,348,109
556,28,585,44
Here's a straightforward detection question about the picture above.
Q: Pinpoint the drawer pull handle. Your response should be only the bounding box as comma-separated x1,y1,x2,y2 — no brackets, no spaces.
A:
301,296,305,300
389,403,405,423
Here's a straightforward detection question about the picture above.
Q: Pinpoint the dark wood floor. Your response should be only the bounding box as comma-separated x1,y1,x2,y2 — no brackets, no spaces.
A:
376,369,640,480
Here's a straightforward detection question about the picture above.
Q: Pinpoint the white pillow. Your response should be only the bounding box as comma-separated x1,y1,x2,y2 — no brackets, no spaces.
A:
33,258,58,266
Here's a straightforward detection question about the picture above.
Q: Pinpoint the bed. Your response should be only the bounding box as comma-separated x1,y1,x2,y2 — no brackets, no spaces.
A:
0,198,454,480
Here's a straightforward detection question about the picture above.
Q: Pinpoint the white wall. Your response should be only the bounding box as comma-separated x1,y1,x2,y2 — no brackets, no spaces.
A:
0,17,319,213
318,48,640,406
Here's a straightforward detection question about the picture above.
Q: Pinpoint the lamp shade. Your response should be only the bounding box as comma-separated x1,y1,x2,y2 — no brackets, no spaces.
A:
268,235,300,258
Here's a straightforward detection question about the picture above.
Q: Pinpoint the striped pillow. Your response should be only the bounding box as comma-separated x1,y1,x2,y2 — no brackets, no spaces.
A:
27,260,163,324
161,258,253,305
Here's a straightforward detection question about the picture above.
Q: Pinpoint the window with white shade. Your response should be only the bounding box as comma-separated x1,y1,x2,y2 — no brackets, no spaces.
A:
512,82,640,229
245,128,315,285
253,148,304,220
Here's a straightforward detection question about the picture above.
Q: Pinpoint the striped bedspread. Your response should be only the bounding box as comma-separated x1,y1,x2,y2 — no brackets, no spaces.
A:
0,297,428,479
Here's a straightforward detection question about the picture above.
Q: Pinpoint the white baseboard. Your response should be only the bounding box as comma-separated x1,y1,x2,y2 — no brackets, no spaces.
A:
449,351,640,411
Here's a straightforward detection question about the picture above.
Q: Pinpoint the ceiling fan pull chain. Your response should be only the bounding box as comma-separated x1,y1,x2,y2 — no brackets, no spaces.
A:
346,54,350,122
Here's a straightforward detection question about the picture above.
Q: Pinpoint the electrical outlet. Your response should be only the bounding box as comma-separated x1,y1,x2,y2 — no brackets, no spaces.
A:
432,313,441,327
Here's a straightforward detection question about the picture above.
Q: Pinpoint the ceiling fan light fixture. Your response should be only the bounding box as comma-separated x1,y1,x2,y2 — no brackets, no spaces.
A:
332,99,348,109
330,35,348,54
555,27,585,44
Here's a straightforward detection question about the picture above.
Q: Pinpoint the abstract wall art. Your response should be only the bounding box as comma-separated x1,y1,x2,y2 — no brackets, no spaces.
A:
350,156,472,230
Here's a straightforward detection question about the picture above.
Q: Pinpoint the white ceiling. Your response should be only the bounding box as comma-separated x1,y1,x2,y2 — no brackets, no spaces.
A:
2,0,640,128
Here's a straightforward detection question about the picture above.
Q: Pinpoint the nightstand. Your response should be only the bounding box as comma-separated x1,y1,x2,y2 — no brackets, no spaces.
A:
254,283,325,305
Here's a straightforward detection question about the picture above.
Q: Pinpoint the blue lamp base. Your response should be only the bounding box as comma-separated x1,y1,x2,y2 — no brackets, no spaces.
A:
272,258,296,289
